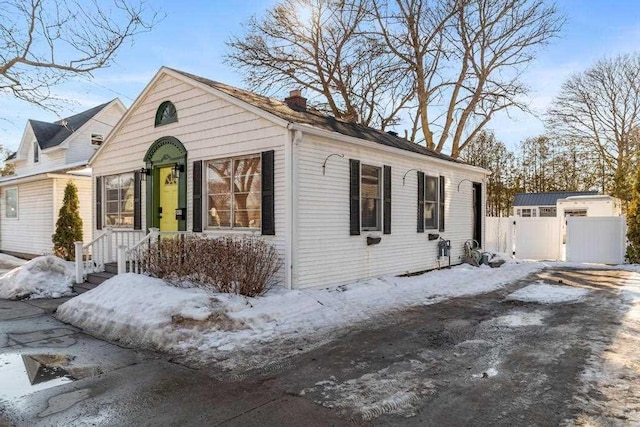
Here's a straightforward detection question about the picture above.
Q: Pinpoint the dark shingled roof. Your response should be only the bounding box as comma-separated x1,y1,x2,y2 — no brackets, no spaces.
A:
513,191,599,207
169,68,464,165
30,101,112,150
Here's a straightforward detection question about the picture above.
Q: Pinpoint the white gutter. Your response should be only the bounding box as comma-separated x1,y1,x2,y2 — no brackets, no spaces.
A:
0,162,90,185
288,123,491,176
0,172,91,187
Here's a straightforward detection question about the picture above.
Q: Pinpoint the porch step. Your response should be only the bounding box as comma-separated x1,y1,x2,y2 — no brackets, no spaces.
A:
74,282,100,294
104,262,118,274
85,271,116,286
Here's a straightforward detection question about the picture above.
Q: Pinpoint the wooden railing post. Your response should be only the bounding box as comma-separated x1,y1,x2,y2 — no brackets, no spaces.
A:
149,227,159,244
105,227,113,263
74,241,84,284
117,245,127,275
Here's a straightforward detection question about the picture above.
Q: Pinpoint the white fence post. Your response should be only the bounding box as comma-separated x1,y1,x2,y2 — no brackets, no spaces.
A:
74,241,83,284
117,245,127,275
105,227,113,263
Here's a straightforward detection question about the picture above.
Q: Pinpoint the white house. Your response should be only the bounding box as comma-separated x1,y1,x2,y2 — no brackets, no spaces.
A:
0,100,126,258
86,67,489,289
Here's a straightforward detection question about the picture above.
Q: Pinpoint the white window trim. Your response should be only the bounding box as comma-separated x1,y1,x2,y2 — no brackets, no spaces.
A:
521,208,532,217
205,153,262,231
424,175,439,230
103,173,134,229
5,187,18,219
360,163,382,232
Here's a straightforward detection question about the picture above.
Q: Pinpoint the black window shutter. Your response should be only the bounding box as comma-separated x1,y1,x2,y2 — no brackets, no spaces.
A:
95,176,102,230
133,171,142,230
439,175,445,232
417,171,425,233
192,160,203,232
261,150,275,235
383,165,391,234
349,159,360,235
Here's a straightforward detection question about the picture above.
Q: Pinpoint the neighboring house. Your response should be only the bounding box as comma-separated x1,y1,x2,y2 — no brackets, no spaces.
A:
88,67,489,289
512,191,599,218
0,100,126,258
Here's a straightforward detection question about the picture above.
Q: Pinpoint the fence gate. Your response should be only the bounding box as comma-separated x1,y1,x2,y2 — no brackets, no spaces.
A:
566,216,626,264
513,217,561,260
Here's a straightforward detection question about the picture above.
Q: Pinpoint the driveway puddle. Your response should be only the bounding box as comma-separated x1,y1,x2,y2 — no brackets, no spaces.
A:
0,353,100,400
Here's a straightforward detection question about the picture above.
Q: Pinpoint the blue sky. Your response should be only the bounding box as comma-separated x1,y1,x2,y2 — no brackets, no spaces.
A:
1,0,638,152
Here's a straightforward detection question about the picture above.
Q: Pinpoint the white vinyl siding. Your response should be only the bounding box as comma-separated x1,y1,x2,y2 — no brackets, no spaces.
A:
294,134,486,289
1,180,53,255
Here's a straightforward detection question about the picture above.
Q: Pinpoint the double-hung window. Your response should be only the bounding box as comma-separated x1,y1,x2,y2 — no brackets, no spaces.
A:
207,155,261,229
5,188,17,218
104,173,134,227
33,141,39,163
361,164,382,231
424,176,438,229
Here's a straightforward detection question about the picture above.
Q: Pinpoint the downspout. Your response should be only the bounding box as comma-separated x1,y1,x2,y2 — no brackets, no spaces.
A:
284,123,302,290
285,125,302,290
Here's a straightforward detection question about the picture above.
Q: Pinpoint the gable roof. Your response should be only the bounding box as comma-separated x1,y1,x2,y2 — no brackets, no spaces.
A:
31,101,113,150
513,191,599,207
169,68,463,165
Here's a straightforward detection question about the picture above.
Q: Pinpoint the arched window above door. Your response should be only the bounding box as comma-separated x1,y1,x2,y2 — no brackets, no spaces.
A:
154,101,178,127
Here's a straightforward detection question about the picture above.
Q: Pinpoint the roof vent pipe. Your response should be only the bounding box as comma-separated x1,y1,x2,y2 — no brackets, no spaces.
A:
284,89,307,112
387,130,398,137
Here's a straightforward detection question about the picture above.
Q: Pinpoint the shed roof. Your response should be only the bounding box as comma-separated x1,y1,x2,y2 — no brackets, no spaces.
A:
513,191,599,207
170,68,465,165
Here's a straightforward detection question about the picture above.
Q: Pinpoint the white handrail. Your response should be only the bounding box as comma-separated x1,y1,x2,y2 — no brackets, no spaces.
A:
120,229,195,275
74,227,154,283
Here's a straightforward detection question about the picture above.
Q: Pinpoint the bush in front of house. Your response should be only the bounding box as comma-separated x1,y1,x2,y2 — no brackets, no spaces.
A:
140,235,281,297
52,181,83,261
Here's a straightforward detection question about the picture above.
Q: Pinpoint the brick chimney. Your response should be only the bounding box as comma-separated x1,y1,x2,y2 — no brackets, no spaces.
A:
284,89,307,112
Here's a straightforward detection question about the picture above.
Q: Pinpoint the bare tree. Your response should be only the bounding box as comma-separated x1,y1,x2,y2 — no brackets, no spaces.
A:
547,53,640,203
0,0,160,108
225,0,412,129
372,0,563,157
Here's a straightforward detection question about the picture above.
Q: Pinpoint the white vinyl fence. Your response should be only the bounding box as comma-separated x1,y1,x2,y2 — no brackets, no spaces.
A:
514,217,561,261
485,217,513,254
485,215,627,264
566,216,627,264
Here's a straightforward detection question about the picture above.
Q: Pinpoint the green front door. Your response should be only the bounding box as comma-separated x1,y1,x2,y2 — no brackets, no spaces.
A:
143,137,187,231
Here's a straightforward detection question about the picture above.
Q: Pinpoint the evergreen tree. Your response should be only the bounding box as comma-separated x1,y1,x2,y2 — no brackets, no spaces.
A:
627,166,640,263
52,181,83,260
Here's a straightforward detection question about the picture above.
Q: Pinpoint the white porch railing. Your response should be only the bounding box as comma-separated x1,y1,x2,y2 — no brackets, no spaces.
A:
73,227,147,283
120,229,194,275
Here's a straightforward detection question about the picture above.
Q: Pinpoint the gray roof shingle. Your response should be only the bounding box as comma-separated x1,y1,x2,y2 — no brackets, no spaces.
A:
513,191,599,207
170,68,465,165
31,101,112,150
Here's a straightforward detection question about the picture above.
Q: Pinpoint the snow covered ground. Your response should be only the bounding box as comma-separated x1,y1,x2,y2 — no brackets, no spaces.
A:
57,260,547,369
0,256,75,300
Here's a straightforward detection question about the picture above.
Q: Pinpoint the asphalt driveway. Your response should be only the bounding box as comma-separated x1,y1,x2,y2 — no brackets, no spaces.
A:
1,268,639,426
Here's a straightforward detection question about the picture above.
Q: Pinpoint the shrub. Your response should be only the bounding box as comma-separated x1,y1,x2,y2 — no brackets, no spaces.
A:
627,166,640,263
52,181,83,260
140,235,281,297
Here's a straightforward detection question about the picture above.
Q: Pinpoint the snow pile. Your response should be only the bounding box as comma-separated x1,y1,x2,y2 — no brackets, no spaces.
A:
56,274,223,351
0,253,26,271
57,261,544,366
0,256,74,300
506,281,590,304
